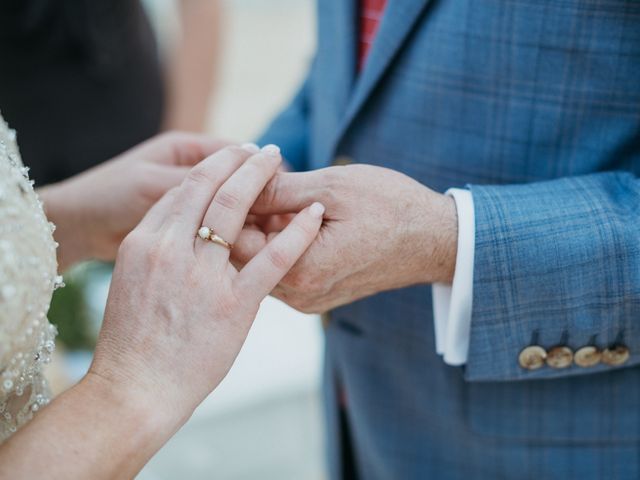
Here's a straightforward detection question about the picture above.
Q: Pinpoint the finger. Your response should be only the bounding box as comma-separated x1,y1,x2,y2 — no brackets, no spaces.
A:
262,214,295,233
251,169,330,215
230,230,279,272
234,202,325,301
136,187,180,232
150,132,231,166
245,213,293,234
144,165,191,199
197,145,282,258
232,228,268,265
244,214,261,227
145,152,256,199
231,226,282,268
169,146,254,235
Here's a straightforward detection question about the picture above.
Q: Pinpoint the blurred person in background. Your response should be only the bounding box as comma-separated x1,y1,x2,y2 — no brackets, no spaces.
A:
0,0,222,359
233,1,640,479
0,0,221,186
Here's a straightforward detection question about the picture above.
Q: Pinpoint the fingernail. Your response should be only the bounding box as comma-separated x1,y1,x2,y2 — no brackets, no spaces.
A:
241,142,260,153
310,202,325,218
261,144,281,157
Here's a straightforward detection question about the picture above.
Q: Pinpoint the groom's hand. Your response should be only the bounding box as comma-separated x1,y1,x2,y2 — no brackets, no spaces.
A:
40,132,228,270
233,164,459,313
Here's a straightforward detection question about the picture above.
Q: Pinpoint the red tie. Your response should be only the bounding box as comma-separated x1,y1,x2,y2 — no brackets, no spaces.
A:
359,0,388,70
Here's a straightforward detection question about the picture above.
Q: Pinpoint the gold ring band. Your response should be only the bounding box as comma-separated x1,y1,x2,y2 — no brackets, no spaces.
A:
197,226,233,250
209,233,233,250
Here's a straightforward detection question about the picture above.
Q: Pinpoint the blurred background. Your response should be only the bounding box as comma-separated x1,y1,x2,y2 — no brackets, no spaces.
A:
1,0,324,478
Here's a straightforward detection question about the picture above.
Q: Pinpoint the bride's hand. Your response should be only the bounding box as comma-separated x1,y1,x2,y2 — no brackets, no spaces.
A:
39,132,228,270
88,145,324,427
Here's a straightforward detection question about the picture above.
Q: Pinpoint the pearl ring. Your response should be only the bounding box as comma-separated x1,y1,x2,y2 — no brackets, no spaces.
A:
197,226,233,250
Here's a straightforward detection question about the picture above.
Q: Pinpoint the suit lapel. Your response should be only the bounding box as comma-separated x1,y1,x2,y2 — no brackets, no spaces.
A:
330,0,431,156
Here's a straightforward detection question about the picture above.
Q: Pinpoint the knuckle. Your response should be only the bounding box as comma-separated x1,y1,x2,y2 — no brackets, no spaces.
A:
213,188,242,211
186,165,216,185
266,245,290,271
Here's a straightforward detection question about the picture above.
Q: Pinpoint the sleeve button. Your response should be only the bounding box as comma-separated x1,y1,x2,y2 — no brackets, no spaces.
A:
519,345,547,370
601,345,630,366
546,346,573,369
574,346,602,368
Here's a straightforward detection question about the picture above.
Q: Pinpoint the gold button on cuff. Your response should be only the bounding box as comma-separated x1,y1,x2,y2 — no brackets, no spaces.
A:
546,346,574,369
574,346,602,368
519,345,547,370
601,345,630,366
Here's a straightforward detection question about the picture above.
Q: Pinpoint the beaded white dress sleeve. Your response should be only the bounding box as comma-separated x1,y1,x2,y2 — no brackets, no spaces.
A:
0,113,60,441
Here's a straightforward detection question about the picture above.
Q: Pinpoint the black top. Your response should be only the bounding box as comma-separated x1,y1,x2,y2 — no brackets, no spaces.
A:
0,0,164,184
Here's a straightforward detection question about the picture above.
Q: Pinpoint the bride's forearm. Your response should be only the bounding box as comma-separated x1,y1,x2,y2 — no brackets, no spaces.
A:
0,373,180,480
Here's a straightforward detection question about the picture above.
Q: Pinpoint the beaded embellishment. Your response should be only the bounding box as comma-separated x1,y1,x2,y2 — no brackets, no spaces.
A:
0,112,59,440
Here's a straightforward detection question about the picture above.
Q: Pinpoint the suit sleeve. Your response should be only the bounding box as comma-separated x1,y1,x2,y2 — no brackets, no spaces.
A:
256,74,312,172
465,171,640,382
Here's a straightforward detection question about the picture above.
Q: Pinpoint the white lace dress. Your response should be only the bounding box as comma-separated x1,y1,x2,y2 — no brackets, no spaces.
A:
0,113,60,440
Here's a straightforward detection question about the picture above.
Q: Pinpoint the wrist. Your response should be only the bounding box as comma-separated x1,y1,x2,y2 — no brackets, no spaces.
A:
38,182,92,270
409,188,458,285
80,370,183,448
431,193,458,283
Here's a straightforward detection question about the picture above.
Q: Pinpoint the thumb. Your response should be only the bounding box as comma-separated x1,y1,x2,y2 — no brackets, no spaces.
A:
251,170,328,214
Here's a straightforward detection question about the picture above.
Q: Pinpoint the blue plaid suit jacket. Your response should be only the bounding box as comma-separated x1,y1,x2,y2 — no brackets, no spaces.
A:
260,1,640,478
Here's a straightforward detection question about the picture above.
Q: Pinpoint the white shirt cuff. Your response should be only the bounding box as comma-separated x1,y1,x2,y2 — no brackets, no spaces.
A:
432,188,475,366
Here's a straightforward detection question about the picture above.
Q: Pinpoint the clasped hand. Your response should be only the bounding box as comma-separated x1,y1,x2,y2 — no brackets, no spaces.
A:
234,164,459,314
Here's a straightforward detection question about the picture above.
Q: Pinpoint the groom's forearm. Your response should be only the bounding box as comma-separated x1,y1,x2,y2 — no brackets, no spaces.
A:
0,373,178,479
